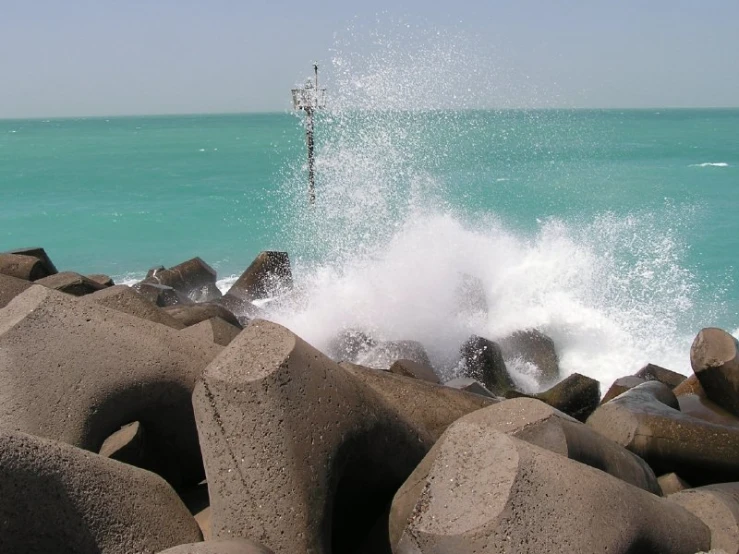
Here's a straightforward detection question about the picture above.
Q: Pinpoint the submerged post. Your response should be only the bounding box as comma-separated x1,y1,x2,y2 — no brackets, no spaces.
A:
292,63,326,204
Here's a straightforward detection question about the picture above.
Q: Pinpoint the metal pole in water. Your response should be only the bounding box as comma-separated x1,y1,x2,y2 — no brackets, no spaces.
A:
292,63,325,205
306,106,315,204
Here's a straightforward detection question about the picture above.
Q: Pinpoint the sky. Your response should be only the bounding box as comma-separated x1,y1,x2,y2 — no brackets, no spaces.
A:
1,0,738,118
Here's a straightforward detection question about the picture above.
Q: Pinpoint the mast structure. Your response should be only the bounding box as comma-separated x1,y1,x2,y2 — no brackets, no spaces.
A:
292,63,326,204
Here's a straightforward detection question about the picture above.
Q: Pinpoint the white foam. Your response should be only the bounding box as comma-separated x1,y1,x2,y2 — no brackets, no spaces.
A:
689,162,729,167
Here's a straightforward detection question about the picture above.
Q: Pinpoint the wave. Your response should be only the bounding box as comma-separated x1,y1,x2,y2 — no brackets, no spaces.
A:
689,162,729,167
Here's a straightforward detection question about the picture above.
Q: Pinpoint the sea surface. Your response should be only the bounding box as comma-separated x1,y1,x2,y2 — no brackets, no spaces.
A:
1,108,738,388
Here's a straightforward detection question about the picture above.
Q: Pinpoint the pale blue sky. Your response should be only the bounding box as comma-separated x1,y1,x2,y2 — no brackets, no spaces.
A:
1,0,738,118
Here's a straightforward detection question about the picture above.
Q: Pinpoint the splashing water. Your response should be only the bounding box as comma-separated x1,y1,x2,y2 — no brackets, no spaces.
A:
265,18,724,390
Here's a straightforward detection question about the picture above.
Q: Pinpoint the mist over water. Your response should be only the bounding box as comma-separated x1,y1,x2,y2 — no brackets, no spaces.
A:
258,20,727,389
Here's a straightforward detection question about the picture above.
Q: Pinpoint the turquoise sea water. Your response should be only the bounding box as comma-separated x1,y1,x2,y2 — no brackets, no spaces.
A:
1,109,738,384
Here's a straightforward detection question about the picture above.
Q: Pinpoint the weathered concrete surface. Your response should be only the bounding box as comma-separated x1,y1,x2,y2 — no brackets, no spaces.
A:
0,273,32,309
678,393,739,428
587,381,739,484
659,473,691,496
35,271,107,296
674,373,706,397
459,335,515,396
635,363,686,388
389,359,440,384
225,251,293,302
134,282,193,307
505,372,601,422
180,317,242,346
670,483,739,554
459,398,660,493
498,329,560,385
193,320,489,554
0,286,221,484
156,539,274,554
4,246,58,275
80,285,185,329
0,427,202,554
87,273,115,287
445,377,497,398
164,303,241,329
142,257,221,303
389,428,709,554
691,328,739,417
0,252,50,281
601,376,646,404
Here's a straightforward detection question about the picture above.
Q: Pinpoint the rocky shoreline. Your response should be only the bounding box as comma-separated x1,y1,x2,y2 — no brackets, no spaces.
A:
1,247,738,554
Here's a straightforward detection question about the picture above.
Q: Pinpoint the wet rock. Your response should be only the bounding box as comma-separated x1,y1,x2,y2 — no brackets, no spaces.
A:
505,372,601,422
389,359,440,384
134,282,193,307
0,273,32,309
635,363,687,388
35,271,107,296
156,539,275,554
691,328,739,417
225,251,293,302
80,285,185,329
5,246,58,275
659,473,691,496
670,483,739,554
587,381,739,484
601,376,646,404
0,427,202,554
459,335,515,396
141,257,221,303
389,428,709,554
0,252,51,281
212,294,263,326
327,328,377,361
356,339,433,370
193,320,491,554
87,273,115,287
181,317,242,346
445,377,497,398
164,302,241,329
0,286,221,486
498,328,560,385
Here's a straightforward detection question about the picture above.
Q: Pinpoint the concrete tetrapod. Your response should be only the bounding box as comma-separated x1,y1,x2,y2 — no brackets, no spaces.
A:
0,286,222,485
587,381,739,484
80,285,186,329
156,539,274,554
669,483,739,554
458,398,660,493
691,327,739,417
193,320,493,554
0,427,202,554
389,428,709,554
0,273,32,309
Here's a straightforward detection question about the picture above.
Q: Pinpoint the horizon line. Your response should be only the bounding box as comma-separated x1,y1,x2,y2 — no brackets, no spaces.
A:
2,105,739,122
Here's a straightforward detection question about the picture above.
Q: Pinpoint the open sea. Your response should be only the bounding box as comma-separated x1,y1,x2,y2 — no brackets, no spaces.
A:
2,108,739,388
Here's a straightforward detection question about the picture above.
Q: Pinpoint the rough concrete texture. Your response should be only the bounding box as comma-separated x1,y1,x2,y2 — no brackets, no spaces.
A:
0,252,50,281
678,393,739,428
670,483,739,554
225,251,293,302
445,377,497,398
156,539,274,554
459,335,515,396
193,320,491,554
164,303,242,329
142,257,222,303
505,372,601,422
4,246,58,274
674,373,706,397
0,273,32,309
691,328,739,417
180,317,242,346
87,273,115,286
601,376,646,404
635,363,687,388
658,473,691,496
587,381,739,484
455,398,660,493
390,428,708,554
498,329,560,385
0,427,202,554
356,340,433,370
389,359,440,384
0,286,221,484
134,282,194,307
35,271,108,296
80,285,185,329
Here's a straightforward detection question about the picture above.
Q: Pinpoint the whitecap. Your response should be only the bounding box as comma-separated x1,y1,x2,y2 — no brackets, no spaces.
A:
689,162,729,167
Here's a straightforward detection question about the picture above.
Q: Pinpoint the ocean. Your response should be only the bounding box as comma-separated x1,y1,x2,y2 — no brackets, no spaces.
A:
2,108,738,388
